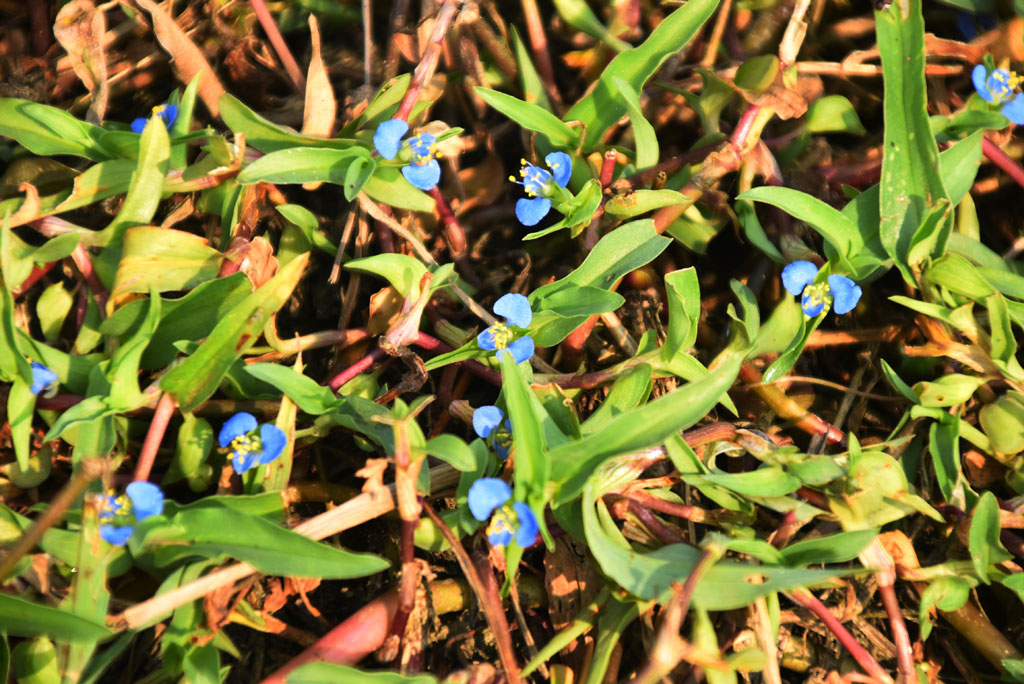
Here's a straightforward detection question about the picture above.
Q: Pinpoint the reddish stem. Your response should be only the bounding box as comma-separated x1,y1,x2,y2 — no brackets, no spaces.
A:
982,137,1024,191
70,244,108,312
248,0,306,93
520,0,562,108
328,347,387,392
394,0,459,121
738,363,846,446
260,592,400,683
789,590,894,684
134,392,177,482
13,262,57,299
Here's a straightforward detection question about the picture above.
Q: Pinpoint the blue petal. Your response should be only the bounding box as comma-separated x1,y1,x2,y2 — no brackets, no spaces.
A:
512,502,538,548
801,291,826,317
232,450,259,474
258,423,288,465
373,119,409,160
487,525,514,547
545,152,573,187
126,482,164,520
515,197,552,226
781,260,818,296
158,104,178,129
827,275,863,315
477,327,498,351
100,524,134,546
1002,94,1024,125
130,117,148,134
505,336,535,364
973,64,994,102
98,494,121,522
219,412,258,448
493,293,532,328
473,405,505,439
29,362,58,395
408,133,436,156
402,159,441,190
467,478,511,521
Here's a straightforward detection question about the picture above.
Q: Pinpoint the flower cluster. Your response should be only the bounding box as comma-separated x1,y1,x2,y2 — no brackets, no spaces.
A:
972,64,1024,124
131,103,178,134
29,361,58,395
219,412,287,474
477,293,534,364
511,152,572,226
467,478,538,548
782,261,862,317
98,481,164,546
473,405,513,459
373,119,441,190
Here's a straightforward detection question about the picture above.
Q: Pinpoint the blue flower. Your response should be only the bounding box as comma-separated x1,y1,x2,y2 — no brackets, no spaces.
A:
467,477,538,548
971,64,1024,124
372,118,442,190
131,103,178,134
782,260,862,317
473,405,513,459
511,152,572,226
29,362,58,395
99,481,164,546
476,293,534,364
218,412,288,474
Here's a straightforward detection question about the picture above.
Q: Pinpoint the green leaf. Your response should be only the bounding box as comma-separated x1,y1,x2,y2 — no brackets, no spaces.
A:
421,434,476,471
551,351,742,503
605,189,687,219
738,186,862,266
553,0,631,51
345,253,427,297
0,99,115,162
529,285,625,347
36,283,73,343
778,529,878,566
276,204,337,253
7,379,37,472
160,254,308,412
663,268,700,359
0,594,108,642
237,147,374,188
805,95,866,136
109,226,223,310
101,114,171,246
979,391,1024,455
286,663,438,684
522,178,603,240
475,88,578,148
611,77,659,169
918,576,971,641
219,93,357,153
499,351,551,498
698,467,802,497
244,364,340,415
138,506,389,578
913,373,986,408
875,0,949,283
510,27,552,111
106,292,161,410
582,364,652,435
967,491,1012,582
564,0,719,151
583,482,842,608
362,168,435,213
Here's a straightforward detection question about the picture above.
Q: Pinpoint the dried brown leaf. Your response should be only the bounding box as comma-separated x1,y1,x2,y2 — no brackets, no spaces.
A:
53,0,109,124
300,15,336,139
136,0,226,117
